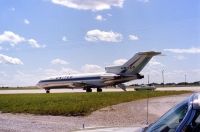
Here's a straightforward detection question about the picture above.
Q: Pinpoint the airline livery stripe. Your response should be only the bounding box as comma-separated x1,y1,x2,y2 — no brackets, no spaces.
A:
40,77,101,83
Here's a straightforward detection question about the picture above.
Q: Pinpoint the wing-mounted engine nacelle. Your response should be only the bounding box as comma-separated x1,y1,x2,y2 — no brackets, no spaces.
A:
136,73,144,79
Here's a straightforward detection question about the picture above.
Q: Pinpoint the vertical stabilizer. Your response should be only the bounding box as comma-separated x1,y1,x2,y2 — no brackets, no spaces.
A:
105,51,161,75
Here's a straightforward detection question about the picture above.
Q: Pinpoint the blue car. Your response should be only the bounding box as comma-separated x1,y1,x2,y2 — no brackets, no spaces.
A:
76,93,200,132
145,93,200,132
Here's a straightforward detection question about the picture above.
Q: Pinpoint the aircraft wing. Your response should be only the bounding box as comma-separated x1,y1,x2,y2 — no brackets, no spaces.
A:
100,75,119,80
100,74,123,85
73,75,121,88
101,74,139,85
100,74,120,82
72,81,92,88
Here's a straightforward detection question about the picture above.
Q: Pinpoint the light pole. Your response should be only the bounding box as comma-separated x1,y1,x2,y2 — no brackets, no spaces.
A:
162,70,165,87
185,74,187,86
146,74,150,125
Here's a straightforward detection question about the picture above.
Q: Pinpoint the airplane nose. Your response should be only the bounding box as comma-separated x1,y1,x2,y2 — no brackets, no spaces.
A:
36,82,42,88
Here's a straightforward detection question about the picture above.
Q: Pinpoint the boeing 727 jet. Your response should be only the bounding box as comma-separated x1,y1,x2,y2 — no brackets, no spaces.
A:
37,51,161,93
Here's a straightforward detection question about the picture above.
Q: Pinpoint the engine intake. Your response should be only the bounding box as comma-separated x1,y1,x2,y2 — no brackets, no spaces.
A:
137,73,144,79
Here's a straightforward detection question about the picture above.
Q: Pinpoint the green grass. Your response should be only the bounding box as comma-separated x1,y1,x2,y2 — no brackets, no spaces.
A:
0,91,190,116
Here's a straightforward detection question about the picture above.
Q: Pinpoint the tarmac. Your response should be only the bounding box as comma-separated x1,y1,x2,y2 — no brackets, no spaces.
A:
0,86,199,94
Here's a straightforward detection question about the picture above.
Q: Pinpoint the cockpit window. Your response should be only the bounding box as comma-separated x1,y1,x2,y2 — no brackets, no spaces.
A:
146,100,188,132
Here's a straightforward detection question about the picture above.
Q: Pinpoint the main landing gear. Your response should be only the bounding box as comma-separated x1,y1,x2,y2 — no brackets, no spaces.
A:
86,88,92,92
97,88,102,92
85,88,103,92
45,89,50,93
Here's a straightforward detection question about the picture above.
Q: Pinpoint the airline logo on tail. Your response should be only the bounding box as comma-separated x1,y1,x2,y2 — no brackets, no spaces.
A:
128,57,141,69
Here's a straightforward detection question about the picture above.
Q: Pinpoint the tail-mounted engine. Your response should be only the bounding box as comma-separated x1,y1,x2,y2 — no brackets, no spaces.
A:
136,73,144,79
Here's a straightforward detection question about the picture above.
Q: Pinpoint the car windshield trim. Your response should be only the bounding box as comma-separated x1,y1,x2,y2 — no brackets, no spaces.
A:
146,99,189,132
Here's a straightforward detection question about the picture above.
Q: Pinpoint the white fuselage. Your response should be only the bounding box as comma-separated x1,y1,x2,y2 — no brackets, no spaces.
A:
37,72,138,90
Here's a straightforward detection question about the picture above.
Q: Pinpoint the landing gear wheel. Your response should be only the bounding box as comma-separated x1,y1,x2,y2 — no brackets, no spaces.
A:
86,88,92,92
45,89,50,93
97,88,102,92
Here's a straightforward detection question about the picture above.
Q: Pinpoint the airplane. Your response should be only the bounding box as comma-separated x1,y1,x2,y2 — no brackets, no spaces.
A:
37,51,161,93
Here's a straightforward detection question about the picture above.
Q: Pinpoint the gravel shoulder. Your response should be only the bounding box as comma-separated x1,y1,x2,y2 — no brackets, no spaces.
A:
0,93,191,132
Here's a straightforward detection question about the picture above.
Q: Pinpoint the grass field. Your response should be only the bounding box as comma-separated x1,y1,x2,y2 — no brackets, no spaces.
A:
0,91,190,116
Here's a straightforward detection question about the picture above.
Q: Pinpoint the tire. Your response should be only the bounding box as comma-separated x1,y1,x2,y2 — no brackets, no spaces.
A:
86,88,92,92
97,88,102,92
46,90,50,93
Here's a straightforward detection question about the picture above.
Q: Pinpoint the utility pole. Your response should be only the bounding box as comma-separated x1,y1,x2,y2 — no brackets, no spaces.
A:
162,70,165,87
185,74,187,86
146,74,149,125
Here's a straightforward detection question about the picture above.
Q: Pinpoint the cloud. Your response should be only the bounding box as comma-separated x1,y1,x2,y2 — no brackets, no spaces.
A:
174,55,186,60
0,31,25,45
162,69,200,83
129,34,139,41
44,68,79,77
51,58,69,65
10,7,15,11
51,0,124,11
0,31,44,48
62,36,68,42
24,19,30,25
0,54,23,65
132,59,165,84
0,46,2,50
0,71,7,78
113,59,127,65
85,29,123,42
95,15,106,21
149,59,164,67
82,64,103,73
107,13,112,16
28,39,45,48
142,58,165,75
137,0,149,3
164,48,200,54
1,67,79,86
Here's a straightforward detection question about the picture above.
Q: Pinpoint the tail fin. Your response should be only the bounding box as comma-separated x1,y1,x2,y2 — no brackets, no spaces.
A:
105,51,161,75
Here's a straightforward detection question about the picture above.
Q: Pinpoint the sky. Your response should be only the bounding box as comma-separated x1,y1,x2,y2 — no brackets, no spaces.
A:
0,0,199,86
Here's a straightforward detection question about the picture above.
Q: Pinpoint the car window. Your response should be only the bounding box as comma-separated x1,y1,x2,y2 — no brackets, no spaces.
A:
184,111,200,132
146,100,188,132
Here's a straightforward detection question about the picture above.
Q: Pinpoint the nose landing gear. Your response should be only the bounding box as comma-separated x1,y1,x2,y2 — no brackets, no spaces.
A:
86,88,92,92
45,89,50,93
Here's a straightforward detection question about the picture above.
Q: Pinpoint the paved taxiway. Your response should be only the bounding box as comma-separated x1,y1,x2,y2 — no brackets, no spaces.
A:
0,86,199,94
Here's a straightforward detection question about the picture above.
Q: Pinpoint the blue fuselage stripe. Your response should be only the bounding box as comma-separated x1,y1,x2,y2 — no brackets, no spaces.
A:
40,76,101,83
